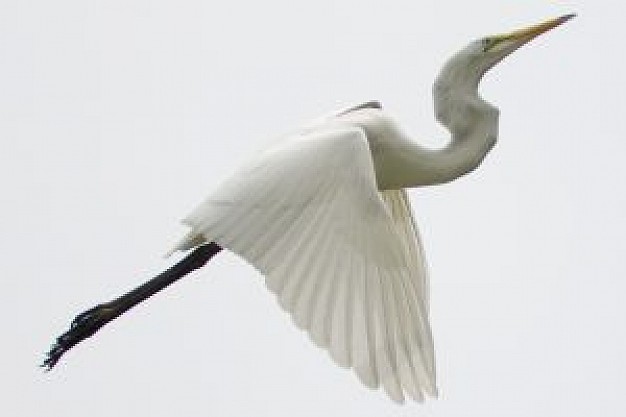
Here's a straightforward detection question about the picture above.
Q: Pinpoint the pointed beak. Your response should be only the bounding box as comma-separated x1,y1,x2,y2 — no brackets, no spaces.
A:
492,14,575,50
488,14,576,58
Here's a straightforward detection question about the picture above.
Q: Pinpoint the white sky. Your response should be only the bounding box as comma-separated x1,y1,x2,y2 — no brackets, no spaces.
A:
2,1,625,416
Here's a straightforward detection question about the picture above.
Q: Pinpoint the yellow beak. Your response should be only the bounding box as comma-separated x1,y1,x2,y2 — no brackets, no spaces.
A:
492,14,575,48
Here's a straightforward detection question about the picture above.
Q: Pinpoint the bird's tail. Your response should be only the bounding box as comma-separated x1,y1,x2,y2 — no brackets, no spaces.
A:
164,231,207,258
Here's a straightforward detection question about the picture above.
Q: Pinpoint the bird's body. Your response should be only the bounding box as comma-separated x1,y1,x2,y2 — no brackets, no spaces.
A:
44,14,575,404
171,107,438,402
163,27,525,399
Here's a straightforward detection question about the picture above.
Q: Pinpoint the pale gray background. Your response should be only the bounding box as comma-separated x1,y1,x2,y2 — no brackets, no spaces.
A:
2,0,624,416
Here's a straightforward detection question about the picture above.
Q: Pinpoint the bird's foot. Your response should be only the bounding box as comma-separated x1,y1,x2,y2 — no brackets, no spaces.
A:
42,303,118,371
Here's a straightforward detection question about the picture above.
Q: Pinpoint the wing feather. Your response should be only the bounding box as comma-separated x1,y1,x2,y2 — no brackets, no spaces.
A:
174,125,437,402
330,239,354,368
308,238,340,346
280,183,338,313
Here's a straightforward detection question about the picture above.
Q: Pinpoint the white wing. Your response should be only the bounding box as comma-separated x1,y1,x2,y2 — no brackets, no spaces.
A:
173,124,437,402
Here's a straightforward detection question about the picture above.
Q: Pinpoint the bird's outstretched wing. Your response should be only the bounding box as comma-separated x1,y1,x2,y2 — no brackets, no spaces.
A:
173,124,436,402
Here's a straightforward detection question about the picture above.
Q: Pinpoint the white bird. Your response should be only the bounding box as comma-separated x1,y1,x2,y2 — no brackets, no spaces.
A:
44,14,574,403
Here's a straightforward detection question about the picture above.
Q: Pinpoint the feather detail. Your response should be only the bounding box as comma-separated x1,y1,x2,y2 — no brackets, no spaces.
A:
173,125,437,401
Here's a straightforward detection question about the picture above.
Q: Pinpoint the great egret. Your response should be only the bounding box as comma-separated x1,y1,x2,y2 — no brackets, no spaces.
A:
44,14,574,403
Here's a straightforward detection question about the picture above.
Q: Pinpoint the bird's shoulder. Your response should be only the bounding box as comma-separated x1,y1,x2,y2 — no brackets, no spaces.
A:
266,104,402,165
336,100,383,116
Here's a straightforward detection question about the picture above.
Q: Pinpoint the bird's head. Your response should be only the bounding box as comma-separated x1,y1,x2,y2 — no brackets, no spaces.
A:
469,14,575,78
437,14,575,91
474,14,575,73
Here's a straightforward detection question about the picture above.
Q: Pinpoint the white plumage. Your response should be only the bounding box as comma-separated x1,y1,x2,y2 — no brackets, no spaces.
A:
166,14,574,402
163,15,572,402
43,14,574,404
173,117,436,402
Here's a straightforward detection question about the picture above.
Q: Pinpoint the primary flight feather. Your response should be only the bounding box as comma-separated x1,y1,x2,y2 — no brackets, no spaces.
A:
43,14,574,404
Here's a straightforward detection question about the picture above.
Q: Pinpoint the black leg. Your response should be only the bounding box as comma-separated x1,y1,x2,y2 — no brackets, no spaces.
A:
42,242,223,370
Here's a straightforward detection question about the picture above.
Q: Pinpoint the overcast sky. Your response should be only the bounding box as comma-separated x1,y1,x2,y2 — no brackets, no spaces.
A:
2,1,625,416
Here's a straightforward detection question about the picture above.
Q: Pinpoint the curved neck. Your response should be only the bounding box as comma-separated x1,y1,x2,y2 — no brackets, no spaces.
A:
427,57,499,184
337,53,500,190
375,54,499,190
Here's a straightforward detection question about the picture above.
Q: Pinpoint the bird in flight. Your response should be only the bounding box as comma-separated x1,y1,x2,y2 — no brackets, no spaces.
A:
43,14,574,403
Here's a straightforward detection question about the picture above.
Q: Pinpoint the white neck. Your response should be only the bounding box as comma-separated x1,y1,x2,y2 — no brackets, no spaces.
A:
380,53,499,189
431,58,499,182
336,49,500,190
